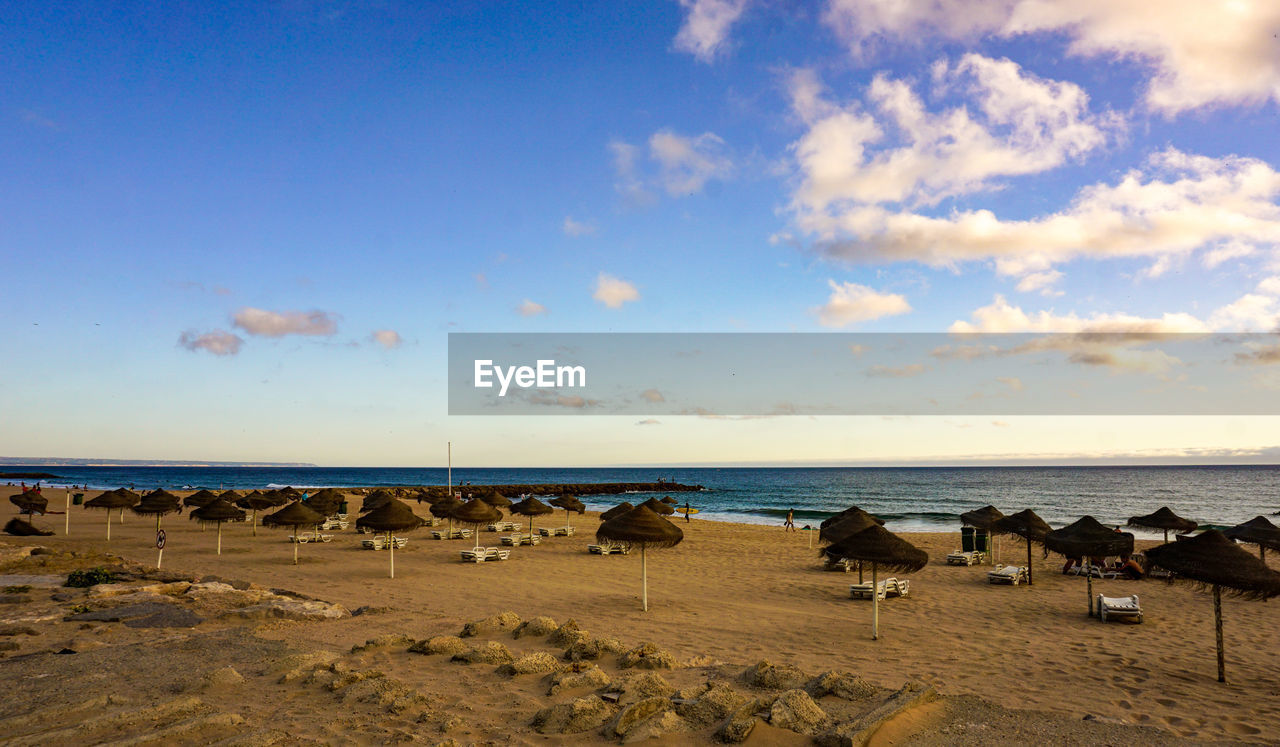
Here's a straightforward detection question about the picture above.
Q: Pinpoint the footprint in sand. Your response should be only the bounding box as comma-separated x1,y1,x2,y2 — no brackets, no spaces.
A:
1154,697,1176,707
1114,699,1133,710
1225,722,1262,736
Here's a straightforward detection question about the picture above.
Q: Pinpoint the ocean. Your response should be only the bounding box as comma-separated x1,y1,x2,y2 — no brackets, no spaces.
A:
6,465,1278,537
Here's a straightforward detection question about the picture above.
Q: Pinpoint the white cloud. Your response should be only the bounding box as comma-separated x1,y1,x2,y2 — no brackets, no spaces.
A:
788,55,1116,218
232,308,338,337
997,376,1024,390
178,329,243,356
371,329,402,349
517,299,547,317
563,216,596,237
649,130,733,196
949,294,1210,333
1258,276,1280,296
814,280,911,327
610,130,733,202
1015,270,1064,295
674,0,750,62
867,363,929,377
593,273,641,309
822,0,1280,113
807,149,1280,278
1207,293,1279,331
1202,241,1256,269
640,388,666,403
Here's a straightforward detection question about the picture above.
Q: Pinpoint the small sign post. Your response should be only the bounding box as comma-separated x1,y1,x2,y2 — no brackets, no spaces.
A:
156,529,167,569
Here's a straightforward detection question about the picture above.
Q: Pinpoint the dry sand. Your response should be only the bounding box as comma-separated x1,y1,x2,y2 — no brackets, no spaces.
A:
2,487,1278,744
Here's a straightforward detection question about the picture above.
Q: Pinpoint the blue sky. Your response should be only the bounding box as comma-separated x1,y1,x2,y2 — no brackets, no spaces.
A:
5,1,1280,466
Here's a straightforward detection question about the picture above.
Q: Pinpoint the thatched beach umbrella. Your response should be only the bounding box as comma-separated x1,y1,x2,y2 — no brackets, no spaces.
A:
549,496,585,531
361,489,397,514
306,488,346,517
184,489,219,509
356,499,425,578
819,510,883,582
823,524,928,640
820,505,885,530
959,505,1005,564
1222,516,1280,561
660,496,678,505
1146,530,1280,682
1045,516,1135,616
431,495,462,532
1126,506,1197,543
600,501,635,522
991,509,1051,586
453,498,501,552
639,497,675,516
236,492,279,536
218,489,242,502
4,518,52,536
10,492,48,516
84,490,137,540
511,496,554,539
189,498,246,555
481,491,512,509
596,505,684,611
132,491,181,567
262,501,325,565
277,486,302,499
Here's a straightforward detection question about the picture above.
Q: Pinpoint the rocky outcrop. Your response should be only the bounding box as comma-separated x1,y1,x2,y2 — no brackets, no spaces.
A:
741,660,809,690
459,611,521,638
768,689,828,735
532,695,615,734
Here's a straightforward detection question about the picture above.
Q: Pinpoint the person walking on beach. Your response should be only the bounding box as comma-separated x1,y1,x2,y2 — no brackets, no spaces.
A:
784,508,796,532
683,500,691,523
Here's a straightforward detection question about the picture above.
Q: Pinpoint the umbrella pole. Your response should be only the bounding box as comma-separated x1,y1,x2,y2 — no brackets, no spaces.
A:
106,512,111,541
871,563,879,640
217,523,223,555
1026,537,1034,585
389,531,395,578
1164,529,1169,543
641,546,648,612
1087,572,1093,617
252,509,258,537
294,528,299,565
120,507,125,524
1214,585,1225,682
64,492,70,535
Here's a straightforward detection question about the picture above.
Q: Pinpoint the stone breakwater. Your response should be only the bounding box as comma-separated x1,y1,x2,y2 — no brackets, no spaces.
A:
350,482,704,500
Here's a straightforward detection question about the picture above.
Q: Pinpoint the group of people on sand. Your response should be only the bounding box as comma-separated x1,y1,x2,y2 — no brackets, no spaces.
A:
1062,554,1146,579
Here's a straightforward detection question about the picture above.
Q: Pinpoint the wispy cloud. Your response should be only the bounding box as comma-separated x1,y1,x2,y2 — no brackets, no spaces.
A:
562,216,597,237
19,108,61,130
610,129,733,202
517,299,548,317
640,388,666,402
371,329,402,349
178,329,243,356
593,273,641,309
866,363,929,377
673,0,750,62
815,280,911,327
232,308,339,337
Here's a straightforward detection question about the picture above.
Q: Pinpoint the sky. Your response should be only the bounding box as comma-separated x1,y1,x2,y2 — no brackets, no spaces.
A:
4,1,1280,467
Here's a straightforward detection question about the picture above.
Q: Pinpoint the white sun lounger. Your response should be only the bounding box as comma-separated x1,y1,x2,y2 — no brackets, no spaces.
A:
361,536,385,550
946,550,985,566
987,565,1029,585
460,547,512,563
1087,563,1122,579
320,518,348,531
539,526,576,537
1098,594,1143,623
850,578,909,599
292,533,332,544
486,521,520,532
588,542,630,555
501,533,541,546
431,528,473,540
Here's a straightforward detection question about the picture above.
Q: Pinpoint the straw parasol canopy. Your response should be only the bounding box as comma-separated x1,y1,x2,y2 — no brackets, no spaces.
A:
184,489,219,509
596,505,684,611
549,496,586,531
1045,516,1135,616
1222,516,1280,561
10,492,48,516
453,498,501,551
820,505,885,530
481,491,512,509
1145,530,1280,682
820,510,882,545
511,496,554,539
262,501,326,565
639,497,675,516
660,496,678,505
218,489,242,502
431,495,462,532
189,498,246,555
822,524,928,640
356,499,426,578
361,489,397,514
131,490,182,533
4,518,52,536
600,501,635,522
960,505,1005,529
991,508,1052,585
306,488,346,517
1126,506,1197,543
84,490,139,540
277,486,302,498
236,492,280,536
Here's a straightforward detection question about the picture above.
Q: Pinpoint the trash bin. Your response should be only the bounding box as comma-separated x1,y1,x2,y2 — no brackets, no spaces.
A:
961,526,976,552
72,493,84,506
974,529,990,553
338,500,349,514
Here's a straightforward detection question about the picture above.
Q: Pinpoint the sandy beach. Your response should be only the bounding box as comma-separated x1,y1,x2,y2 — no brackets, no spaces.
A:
2,487,1277,744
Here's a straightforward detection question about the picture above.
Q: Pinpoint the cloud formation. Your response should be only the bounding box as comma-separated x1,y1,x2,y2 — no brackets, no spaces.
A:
815,280,911,327
371,329,402,349
562,216,596,236
517,299,548,317
611,129,733,202
822,0,1280,113
178,329,243,356
593,273,640,309
674,0,750,62
233,308,339,337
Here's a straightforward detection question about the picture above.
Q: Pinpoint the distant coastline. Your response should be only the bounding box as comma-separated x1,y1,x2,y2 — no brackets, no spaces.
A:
0,457,317,468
